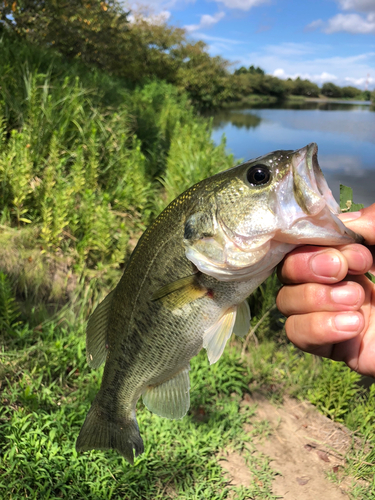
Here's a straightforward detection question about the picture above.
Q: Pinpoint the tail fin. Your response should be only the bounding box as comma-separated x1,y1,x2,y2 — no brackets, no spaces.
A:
76,401,144,464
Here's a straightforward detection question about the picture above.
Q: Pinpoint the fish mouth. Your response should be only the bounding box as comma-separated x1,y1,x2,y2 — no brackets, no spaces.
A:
273,142,363,245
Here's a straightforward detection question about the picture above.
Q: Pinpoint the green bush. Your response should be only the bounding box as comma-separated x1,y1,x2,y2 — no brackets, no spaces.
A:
321,82,342,98
287,77,320,97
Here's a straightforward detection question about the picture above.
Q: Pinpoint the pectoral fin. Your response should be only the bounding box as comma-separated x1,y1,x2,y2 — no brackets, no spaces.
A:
233,300,251,338
203,306,237,365
142,366,190,419
151,275,207,310
86,290,114,368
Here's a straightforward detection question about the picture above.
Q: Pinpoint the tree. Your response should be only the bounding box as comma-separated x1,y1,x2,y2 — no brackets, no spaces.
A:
234,65,265,76
288,77,320,97
321,82,342,98
340,86,360,98
173,40,231,109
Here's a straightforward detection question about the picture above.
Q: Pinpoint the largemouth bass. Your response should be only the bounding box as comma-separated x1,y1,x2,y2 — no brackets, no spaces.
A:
76,143,362,463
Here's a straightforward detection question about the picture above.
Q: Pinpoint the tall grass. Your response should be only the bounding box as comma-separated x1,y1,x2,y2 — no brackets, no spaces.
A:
0,34,233,303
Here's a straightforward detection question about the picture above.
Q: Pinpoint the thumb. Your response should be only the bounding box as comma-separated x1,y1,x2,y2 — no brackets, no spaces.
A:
339,204,375,246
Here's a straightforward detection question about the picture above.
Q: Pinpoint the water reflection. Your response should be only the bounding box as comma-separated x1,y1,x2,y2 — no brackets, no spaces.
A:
212,109,261,130
211,101,375,207
252,100,374,111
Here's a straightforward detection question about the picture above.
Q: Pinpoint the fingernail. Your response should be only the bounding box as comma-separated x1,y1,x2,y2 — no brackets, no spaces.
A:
334,313,360,332
340,211,362,222
311,252,342,278
331,284,360,306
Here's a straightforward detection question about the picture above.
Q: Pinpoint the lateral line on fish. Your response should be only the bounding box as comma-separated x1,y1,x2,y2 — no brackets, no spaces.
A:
127,231,184,339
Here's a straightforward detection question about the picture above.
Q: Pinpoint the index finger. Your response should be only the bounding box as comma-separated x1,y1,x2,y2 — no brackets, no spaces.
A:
340,205,375,246
277,246,349,285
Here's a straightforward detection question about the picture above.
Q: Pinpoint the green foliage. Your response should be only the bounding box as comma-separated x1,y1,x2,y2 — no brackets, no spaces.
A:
234,65,265,76
172,40,232,110
230,72,290,103
1,0,131,71
286,77,320,97
0,271,21,334
0,34,238,301
159,119,234,211
321,81,342,98
0,65,151,268
339,184,364,213
340,85,361,99
305,359,361,421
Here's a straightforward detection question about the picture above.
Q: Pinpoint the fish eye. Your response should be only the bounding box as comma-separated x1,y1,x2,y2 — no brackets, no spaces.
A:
246,164,271,186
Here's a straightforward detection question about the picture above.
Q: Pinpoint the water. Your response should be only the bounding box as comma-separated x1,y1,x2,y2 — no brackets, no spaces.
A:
211,101,375,208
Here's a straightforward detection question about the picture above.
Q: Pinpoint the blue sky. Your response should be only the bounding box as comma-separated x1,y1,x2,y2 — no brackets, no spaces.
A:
129,0,375,90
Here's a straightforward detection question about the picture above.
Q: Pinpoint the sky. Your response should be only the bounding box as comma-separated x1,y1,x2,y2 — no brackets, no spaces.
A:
129,0,375,90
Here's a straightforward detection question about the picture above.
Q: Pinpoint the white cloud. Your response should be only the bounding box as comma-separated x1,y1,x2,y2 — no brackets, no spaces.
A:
309,0,375,35
128,10,171,24
320,155,364,174
305,19,324,31
184,12,225,32
273,68,338,83
337,0,375,13
345,75,375,86
325,13,375,34
214,0,270,11
188,33,243,56
263,42,317,57
127,0,190,11
194,33,242,44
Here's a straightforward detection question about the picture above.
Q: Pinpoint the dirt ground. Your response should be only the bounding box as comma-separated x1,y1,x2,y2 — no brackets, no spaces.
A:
219,393,359,499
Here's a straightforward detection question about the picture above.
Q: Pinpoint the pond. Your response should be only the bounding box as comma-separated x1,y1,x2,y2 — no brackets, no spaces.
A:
211,101,375,208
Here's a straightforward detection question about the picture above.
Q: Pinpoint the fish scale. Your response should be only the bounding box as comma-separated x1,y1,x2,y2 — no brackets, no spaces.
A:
76,143,363,464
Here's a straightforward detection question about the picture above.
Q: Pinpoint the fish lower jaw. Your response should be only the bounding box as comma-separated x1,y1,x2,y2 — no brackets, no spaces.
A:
186,243,294,283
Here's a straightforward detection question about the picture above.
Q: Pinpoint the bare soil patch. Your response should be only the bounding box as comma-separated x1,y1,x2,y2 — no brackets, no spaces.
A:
219,393,360,499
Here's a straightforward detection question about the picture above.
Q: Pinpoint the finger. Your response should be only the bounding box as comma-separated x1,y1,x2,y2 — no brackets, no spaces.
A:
333,244,373,275
278,247,348,284
276,281,364,316
340,204,375,246
285,311,364,358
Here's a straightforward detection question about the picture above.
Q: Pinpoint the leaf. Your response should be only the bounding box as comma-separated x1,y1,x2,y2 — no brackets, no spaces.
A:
339,184,364,212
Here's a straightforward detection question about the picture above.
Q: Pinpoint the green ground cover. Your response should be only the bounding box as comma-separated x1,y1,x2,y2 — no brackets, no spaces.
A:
1,274,374,499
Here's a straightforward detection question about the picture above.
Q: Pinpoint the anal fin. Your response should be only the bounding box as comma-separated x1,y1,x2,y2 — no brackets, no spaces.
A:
142,365,190,419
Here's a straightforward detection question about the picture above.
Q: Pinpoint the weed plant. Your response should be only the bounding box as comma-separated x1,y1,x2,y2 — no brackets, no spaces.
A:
0,35,232,304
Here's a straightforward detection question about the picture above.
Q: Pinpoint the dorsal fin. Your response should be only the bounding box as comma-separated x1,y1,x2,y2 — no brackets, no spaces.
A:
86,290,114,368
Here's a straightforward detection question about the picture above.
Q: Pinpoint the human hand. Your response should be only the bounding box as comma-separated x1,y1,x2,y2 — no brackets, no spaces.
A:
276,204,375,377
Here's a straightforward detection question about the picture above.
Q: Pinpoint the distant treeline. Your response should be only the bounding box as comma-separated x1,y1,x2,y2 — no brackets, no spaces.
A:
1,0,373,110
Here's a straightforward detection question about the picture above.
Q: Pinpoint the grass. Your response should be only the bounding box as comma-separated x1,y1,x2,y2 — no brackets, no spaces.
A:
1,272,374,499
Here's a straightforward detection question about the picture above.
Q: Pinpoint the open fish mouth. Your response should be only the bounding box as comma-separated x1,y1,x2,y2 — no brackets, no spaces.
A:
275,142,363,245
